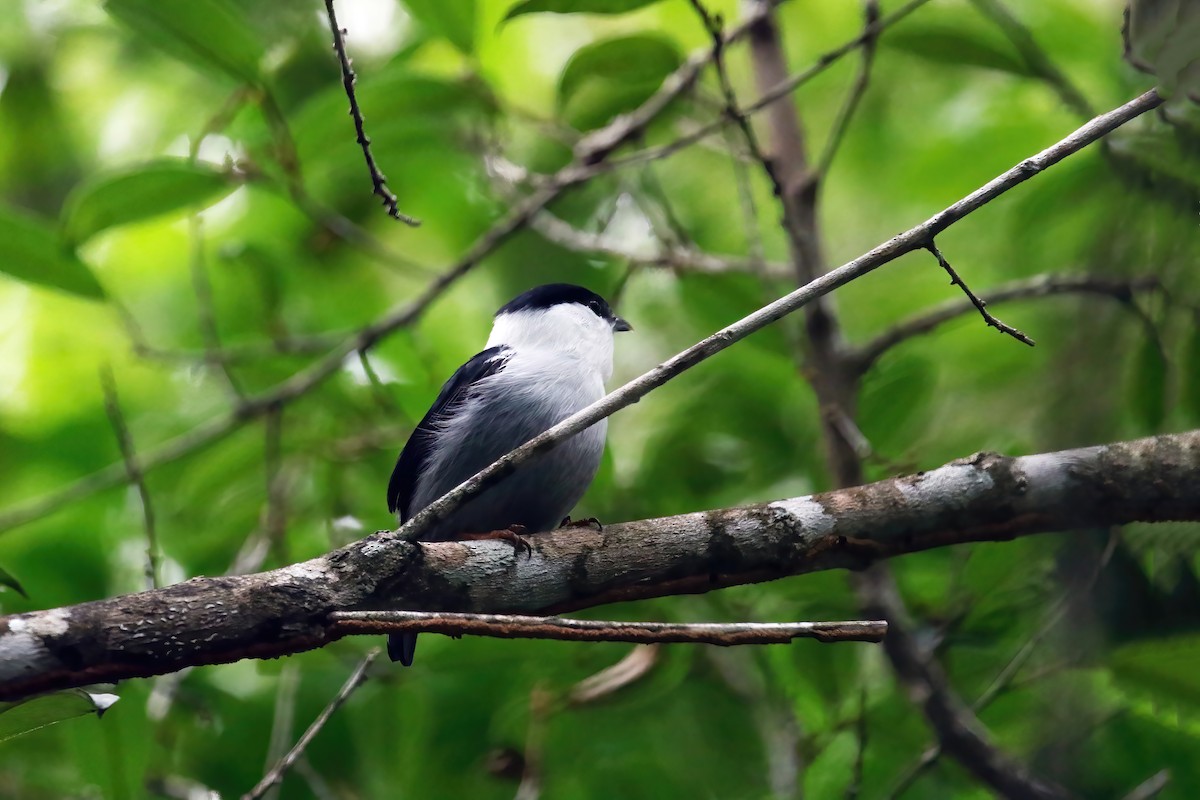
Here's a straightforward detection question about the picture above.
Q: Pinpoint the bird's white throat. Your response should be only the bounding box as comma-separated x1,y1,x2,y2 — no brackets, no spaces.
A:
486,306,615,381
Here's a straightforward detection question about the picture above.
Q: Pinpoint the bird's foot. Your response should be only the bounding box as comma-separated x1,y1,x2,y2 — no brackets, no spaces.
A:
559,515,603,531
456,525,533,559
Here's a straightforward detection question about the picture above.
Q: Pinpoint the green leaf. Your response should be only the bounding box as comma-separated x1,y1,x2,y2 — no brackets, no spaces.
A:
0,566,25,597
103,0,264,84
62,160,238,245
504,0,664,21
557,34,683,130
0,690,119,743
1111,635,1200,708
1128,329,1168,431
885,24,1032,76
0,207,106,300
403,0,476,54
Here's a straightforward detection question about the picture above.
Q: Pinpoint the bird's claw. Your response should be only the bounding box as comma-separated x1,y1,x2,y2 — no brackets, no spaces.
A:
559,515,603,531
456,525,533,559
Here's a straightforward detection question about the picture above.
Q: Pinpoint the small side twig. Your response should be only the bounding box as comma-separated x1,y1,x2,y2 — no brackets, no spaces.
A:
100,366,160,590
242,649,380,800
330,611,886,645
321,0,420,226
925,241,1036,346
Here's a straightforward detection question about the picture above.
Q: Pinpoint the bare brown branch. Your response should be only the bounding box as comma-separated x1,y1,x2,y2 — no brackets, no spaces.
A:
0,429,1195,701
329,611,885,645
321,0,419,226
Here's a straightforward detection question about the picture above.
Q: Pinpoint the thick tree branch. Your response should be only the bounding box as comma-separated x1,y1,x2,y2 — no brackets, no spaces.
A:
0,430,1195,701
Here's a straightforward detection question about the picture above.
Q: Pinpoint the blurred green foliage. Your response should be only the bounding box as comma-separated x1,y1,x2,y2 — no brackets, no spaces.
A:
0,0,1198,797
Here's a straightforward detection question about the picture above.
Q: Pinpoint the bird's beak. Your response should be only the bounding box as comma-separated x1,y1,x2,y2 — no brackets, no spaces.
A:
612,316,633,332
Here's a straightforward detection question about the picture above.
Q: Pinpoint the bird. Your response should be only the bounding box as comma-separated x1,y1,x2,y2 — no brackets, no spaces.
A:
386,283,632,665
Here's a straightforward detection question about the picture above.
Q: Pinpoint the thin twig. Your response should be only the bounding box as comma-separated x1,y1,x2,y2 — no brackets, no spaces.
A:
816,0,881,178
243,649,380,800
250,95,428,274
100,367,161,590
321,0,420,226
329,611,886,645
485,153,783,276
852,274,1161,373
925,241,1036,346
688,0,788,205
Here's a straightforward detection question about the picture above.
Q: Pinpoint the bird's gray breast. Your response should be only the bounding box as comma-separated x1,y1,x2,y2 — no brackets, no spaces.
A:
410,354,606,540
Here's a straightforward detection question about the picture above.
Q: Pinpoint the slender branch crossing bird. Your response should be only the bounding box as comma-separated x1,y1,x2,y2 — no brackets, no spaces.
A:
386,284,632,665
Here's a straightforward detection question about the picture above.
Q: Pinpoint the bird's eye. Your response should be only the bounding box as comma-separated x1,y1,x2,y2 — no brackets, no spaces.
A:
587,300,604,316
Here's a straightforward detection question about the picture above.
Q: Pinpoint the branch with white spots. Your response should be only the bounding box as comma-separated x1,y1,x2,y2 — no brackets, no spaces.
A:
0,430,1195,701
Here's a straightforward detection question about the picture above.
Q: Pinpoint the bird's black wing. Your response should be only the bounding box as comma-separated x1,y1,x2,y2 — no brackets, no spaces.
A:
387,345,512,520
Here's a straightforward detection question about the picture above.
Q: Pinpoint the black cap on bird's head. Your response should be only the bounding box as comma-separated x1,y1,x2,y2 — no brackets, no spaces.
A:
497,284,632,332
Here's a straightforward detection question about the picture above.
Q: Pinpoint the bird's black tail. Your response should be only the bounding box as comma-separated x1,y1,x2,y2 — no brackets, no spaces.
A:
388,632,418,666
